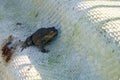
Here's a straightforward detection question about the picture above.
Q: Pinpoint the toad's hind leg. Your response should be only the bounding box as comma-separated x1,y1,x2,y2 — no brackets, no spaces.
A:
38,45,49,53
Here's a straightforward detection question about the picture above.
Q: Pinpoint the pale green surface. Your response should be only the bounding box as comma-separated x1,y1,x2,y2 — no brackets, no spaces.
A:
0,0,120,80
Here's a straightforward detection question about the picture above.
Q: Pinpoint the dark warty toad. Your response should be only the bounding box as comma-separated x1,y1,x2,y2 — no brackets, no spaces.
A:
21,27,58,53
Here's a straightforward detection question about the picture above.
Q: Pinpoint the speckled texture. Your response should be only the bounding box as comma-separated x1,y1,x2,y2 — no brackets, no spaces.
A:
0,0,120,80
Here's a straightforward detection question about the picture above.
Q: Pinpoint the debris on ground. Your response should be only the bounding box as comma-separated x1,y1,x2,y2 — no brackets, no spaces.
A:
1,35,22,62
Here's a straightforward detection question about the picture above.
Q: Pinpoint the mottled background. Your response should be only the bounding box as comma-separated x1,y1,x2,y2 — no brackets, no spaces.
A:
0,0,120,80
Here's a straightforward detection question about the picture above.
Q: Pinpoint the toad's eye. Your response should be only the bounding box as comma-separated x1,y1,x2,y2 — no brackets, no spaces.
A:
50,31,54,34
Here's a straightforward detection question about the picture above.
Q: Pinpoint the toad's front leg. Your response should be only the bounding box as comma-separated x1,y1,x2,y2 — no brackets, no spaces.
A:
38,45,49,53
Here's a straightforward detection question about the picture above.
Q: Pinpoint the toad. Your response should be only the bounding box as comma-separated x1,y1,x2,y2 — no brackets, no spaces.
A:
21,27,58,53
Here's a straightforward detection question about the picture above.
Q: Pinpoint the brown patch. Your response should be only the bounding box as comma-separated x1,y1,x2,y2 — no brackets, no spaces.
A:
1,35,14,62
2,45,13,62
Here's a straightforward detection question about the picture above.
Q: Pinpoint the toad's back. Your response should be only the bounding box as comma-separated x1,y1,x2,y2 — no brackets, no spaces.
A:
31,27,58,46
